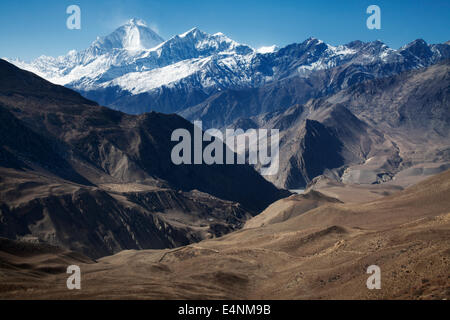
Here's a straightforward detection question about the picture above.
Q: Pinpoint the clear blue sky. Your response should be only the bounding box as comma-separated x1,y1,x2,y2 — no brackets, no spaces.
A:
1,0,449,61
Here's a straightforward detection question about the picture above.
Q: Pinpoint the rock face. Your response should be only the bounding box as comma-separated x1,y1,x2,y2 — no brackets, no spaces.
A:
270,119,345,189
181,54,450,130
241,61,450,189
0,187,251,259
327,60,450,136
0,59,288,258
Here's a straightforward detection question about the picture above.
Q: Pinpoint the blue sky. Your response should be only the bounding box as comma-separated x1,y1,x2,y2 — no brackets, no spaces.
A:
1,0,449,61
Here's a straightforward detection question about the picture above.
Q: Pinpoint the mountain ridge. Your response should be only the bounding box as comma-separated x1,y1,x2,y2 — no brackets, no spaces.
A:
0,59,289,258
258,61,450,188
6,20,450,117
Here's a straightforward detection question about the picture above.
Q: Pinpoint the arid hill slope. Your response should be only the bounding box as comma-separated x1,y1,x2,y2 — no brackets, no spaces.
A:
1,170,449,299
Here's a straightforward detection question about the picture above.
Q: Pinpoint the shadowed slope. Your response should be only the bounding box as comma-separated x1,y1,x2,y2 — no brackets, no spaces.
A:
0,59,289,258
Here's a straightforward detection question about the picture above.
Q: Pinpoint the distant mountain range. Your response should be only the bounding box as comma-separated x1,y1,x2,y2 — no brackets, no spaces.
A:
4,19,450,190
6,19,450,119
0,59,288,258
253,61,450,188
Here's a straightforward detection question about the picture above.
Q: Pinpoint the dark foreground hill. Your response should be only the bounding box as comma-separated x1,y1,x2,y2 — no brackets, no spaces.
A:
0,59,288,258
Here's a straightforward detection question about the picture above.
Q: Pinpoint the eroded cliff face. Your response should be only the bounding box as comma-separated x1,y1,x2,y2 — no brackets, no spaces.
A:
0,183,250,258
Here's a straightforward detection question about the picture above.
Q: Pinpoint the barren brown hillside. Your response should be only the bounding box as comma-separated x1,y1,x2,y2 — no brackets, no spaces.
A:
1,170,449,299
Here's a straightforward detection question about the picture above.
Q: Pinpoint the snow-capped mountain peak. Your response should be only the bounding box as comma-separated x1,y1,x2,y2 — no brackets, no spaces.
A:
4,21,259,90
90,18,164,52
179,27,203,38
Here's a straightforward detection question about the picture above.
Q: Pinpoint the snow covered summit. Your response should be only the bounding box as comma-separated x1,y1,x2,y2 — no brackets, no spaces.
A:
90,18,164,52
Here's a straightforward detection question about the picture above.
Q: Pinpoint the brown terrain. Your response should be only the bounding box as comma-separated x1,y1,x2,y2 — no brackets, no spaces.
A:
1,169,449,299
